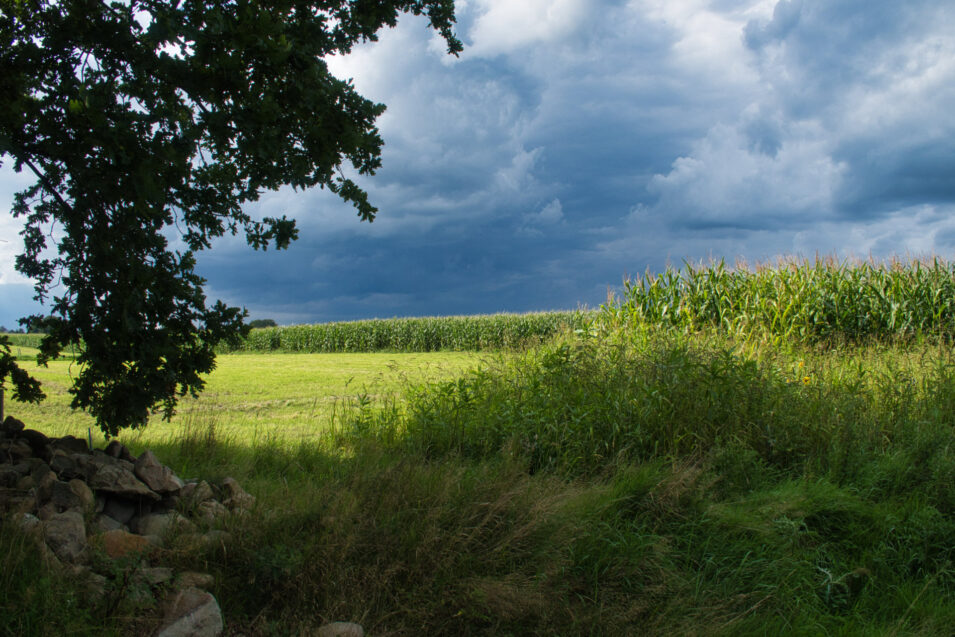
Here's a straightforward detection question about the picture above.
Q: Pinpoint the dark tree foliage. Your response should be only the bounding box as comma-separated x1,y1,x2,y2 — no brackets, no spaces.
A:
0,0,461,436
248,318,278,328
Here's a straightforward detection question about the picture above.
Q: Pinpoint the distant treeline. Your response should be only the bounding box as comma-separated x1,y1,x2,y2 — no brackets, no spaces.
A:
222,312,593,353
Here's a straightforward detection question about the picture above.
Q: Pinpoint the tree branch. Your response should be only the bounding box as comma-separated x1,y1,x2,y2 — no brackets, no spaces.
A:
17,154,76,218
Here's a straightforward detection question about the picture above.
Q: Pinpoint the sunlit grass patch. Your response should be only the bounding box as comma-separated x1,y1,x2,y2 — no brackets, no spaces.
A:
5,351,483,446
314,329,955,632
336,331,955,483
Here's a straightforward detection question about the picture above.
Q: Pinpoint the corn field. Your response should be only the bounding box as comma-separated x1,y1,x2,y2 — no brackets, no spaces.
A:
601,258,955,343
223,311,592,353
0,333,46,349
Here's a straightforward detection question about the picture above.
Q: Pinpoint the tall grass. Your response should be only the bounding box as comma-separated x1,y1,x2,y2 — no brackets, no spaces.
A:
336,330,955,489
326,330,955,633
0,524,109,635
602,257,955,344
11,327,955,633
223,311,592,354
10,259,955,634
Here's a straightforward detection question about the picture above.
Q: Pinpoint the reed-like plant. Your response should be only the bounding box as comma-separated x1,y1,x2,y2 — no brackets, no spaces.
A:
601,257,955,344
0,333,47,349
225,311,594,353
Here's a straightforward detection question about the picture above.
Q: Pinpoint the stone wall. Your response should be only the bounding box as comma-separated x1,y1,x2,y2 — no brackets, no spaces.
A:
1,415,366,637
0,415,256,636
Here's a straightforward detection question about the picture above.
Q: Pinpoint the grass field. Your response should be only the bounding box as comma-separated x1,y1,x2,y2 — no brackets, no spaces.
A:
5,350,483,445
4,260,955,635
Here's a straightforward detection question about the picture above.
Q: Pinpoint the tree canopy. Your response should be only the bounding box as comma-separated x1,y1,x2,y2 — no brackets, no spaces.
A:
0,0,461,436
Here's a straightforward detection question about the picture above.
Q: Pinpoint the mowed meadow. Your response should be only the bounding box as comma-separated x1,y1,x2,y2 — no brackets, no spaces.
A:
5,259,955,635
9,351,485,443
6,312,585,443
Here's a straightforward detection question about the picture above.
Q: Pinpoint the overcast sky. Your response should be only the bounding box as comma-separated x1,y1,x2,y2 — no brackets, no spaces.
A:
3,0,955,327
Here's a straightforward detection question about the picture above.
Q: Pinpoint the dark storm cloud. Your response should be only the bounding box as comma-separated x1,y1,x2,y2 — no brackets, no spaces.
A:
195,0,955,322
3,0,955,325
201,202,590,324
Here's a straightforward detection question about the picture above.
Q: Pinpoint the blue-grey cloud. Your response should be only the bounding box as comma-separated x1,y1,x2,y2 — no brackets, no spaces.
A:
3,0,955,326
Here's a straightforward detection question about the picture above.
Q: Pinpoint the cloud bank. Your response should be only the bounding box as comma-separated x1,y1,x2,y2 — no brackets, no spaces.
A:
3,0,955,326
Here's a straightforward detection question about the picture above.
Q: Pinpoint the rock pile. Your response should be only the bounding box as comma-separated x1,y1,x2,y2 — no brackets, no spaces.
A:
0,415,255,636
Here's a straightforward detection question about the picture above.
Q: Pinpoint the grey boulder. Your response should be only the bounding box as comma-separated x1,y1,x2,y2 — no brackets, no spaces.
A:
156,587,224,637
